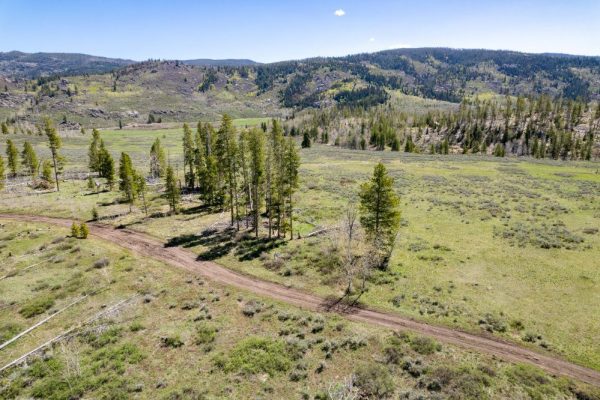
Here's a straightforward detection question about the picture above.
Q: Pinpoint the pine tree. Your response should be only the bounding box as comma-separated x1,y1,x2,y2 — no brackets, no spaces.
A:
282,137,300,239
404,136,415,153
21,142,38,178
248,128,265,237
88,128,101,172
269,120,285,237
301,131,311,148
165,165,180,213
5,139,19,177
71,222,81,238
98,144,115,190
182,123,195,188
441,139,449,154
196,122,219,205
137,175,148,216
118,152,138,212
149,138,166,178
391,136,400,151
216,114,239,228
0,155,5,190
80,223,89,239
238,130,251,227
44,118,62,191
1,122,8,135
359,162,401,269
41,160,53,183
493,143,505,157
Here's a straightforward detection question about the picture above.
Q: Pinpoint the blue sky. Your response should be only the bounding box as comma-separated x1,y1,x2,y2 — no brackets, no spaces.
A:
1,0,599,62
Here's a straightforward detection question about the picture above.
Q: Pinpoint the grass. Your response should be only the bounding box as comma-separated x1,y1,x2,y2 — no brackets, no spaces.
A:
0,128,599,374
0,220,599,399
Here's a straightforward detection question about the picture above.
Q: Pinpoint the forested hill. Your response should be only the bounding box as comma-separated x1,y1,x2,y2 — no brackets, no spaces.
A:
0,51,135,78
1,48,600,129
258,48,600,106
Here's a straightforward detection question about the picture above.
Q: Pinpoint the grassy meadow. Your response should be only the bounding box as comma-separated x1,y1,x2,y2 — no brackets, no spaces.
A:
2,220,600,399
0,126,599,376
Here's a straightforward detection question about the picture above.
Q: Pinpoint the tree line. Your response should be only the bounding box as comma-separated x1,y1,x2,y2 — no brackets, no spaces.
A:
292,95,599,160
1,118,63,191
182,115,300,238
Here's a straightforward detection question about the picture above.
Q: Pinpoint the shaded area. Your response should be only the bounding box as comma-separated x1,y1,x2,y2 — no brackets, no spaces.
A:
165,227,286,262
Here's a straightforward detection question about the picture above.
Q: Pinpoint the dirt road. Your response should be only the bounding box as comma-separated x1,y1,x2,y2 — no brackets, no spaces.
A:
3,213,599,386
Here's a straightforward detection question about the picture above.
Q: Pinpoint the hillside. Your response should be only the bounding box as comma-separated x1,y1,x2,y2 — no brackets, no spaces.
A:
1,48,600,130
0,51,135,78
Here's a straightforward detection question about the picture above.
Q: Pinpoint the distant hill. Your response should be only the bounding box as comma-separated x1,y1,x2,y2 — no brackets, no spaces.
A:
183,59,260,67
0,51,135,78
1,48,599,128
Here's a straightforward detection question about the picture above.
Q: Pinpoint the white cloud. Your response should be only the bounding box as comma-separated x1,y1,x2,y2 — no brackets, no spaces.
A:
334,9,345,17
369,37,375,42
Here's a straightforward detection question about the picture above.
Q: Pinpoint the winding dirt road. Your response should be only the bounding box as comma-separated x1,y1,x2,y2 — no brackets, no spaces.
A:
2,213,599,386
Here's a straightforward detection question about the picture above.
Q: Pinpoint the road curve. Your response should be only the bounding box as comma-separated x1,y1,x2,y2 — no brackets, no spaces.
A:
2,213,599,387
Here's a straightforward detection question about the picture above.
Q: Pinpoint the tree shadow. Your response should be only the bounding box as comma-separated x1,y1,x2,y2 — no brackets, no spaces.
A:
319,293,364,314
234,234,286,261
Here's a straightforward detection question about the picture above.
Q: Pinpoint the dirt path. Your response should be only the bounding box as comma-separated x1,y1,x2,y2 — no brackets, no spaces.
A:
3,213,599,386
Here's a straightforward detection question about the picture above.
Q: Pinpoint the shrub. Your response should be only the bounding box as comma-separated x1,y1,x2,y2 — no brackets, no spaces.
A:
79,223,89,239
0,322,23,342
221,337,293,376
93,258,110,268
195,325,217,345
409,336,441,355
354,363,395,399
161,335,184,348
19,296,55,318
70,223,81,238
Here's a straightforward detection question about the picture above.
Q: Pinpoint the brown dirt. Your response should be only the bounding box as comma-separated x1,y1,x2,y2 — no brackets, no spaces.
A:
3,213,599,386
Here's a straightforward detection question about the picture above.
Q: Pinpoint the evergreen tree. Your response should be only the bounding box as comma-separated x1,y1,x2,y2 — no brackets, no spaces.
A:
1,122,8,135
118,152,138,212
80,223,89,239
149,138,166,178
21,142,38,178
71,222,81,238
196,122,219,205
493,143,505,157
269,120,286,237
404,135,415,153
238,129,251,227
282,137,300,239
441,139,449,154
137,175,148,216
5,139,18,177
0,156,5,190
44,118,62,191
88,128,101,172
358,162,401,269
301,131,311,148
41,160,53,183
165,165,180,213
182,123,195,188
248,128,265,237
216,114,239,228
391,136,400,151
98,144,115,190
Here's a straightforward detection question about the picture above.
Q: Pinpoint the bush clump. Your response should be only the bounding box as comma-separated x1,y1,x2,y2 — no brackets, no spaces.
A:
217,337,293,376
19,296,55,318
409,336,441,355
195,325,217,345
354,363,395,399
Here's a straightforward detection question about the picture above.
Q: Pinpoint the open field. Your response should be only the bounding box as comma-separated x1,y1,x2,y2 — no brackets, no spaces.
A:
4,220,599,398
1,127,599,378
